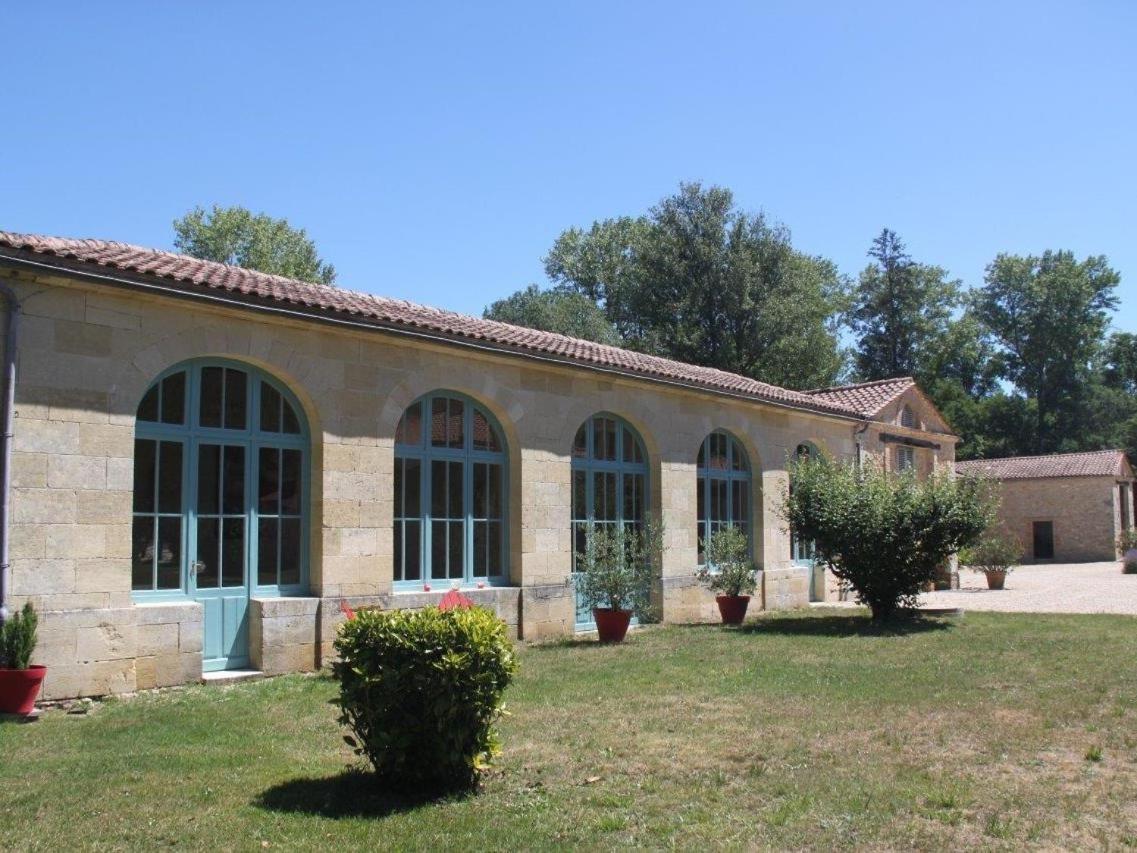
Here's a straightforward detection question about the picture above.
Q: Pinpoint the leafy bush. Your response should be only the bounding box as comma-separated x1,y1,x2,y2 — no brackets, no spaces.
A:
959,529,1023,575
0,601,38,670
577,517,664,616
781,456,996,621
1118,527,1137,554
333,605,518,793
696,526,758,597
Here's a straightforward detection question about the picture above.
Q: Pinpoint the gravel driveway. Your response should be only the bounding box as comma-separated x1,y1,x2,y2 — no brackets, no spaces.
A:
919,561,1137,615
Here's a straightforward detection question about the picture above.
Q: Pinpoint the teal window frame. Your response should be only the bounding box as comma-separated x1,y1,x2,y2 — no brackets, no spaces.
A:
393,391,510,589
696,430,752,566
790,442,818,565
131,358,311,603
570,413,649,571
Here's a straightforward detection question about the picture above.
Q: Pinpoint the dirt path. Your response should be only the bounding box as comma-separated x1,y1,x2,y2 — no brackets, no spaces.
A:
919,561,1137,615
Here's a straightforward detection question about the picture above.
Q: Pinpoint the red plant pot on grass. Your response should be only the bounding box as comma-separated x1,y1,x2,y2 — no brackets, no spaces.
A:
593,608,632,643
0,665,47,716
716,595,751,625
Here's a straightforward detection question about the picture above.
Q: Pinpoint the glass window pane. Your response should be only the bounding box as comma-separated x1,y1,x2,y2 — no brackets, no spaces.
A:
161,372,186,425
473,409,499,452
697,440,706,469
158,441,183,514
473,463,487,518
710,434,728,470
488,522,503,576
394,522,404,581
572,470,586,519
132,516,155,590
732,439,748,472
259,517,279,586
224,369,247,430
572,424,587,458
197,444,220,515
156,517,182,589
222,517,245,587
629,474,645,522
260,383,282,433
404,458,420,516
431,460,447,517
573,523,586,571
487,464,502,518
448,398,465,449
281,449,302,515
259,447,280,515
430,398,448,446
196,518,219,588
623,427,638,463
280,518,301,585
200,366,223,428
133,439,156,513
282,399,301,435
448,520,463,578
394,457,403,516
404,520,421,581
448,461,463,518
431,520,446,578
137,385,159,423
473,521,487,575
623,472,638,520
222,446,246,515
396,402,422,446
697,474,706,524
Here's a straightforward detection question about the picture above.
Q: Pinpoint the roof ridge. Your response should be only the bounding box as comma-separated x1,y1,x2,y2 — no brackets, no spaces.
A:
957,448,1123,465
0,230,897,421
804,376,914,394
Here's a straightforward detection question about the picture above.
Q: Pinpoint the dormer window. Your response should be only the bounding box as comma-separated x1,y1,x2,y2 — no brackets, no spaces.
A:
900,405,917,429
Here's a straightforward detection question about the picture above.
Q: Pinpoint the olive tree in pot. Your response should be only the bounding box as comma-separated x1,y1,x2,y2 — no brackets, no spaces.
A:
1118,528,1137,574
696,526,758,625
0,602,45,715
578,517,664,643
960,529,1023,590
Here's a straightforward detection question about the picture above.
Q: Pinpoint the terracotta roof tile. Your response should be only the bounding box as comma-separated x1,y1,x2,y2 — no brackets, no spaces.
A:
956,449,1129,480
803,376,916,418
0,231,873,420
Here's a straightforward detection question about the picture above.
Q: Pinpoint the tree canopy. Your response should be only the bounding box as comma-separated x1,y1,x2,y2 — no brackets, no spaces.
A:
483,284,621,345
173,205,337,286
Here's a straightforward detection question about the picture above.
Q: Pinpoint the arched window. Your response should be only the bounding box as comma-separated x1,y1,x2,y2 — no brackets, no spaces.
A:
393,392,507,586
570,414,647,623
132,360,309,670
790,442,818,564
696,431,751,564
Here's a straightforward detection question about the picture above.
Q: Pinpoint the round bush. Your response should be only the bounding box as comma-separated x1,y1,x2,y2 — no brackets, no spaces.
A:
333,606,518,792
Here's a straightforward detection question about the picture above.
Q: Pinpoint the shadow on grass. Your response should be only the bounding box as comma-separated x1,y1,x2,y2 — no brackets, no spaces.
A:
255,770,469,819
734,612,955,638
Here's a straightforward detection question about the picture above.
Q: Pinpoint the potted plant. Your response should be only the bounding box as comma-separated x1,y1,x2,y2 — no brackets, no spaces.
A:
696,526,758,625
0,601,46,716
578,518,663,643
959,529,1023,590
1118,528,1137,574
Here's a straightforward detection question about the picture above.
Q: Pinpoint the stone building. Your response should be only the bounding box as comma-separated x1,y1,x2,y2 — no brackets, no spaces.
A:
0,233,956,700
956,450,1136,563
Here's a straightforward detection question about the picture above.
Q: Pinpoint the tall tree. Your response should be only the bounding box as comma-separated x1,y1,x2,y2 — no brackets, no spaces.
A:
173,205,337,285
850,229,961,381
544,183,848,390
483,284,622,345
974,250,1120,453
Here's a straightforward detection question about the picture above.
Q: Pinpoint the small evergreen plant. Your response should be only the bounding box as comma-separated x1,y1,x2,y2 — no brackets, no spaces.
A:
1,601,38,670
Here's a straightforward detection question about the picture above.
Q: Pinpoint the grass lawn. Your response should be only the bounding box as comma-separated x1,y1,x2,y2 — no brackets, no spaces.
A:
2,608,1136,850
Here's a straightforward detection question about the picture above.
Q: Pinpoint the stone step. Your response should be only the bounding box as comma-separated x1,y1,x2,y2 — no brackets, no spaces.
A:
201,669,265,686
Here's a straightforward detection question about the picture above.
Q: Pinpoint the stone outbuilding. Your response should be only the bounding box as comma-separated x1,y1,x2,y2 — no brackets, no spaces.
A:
956,450,1136,563
0,232,957,700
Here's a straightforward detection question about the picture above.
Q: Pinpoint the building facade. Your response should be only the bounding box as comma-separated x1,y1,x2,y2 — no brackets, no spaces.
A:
0,233,956,700
956,450,1136,563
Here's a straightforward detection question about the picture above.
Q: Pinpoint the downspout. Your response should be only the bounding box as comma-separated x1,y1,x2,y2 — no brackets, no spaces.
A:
0,281,18,622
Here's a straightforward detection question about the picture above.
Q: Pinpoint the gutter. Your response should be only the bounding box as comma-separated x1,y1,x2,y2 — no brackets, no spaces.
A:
0,252,872,425
0,281,18,622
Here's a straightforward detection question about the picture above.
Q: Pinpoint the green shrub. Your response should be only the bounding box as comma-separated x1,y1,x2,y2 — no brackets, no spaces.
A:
1,601,38,670
1118,527,1137,554
781,457,996,621
333,606,518,793
577,517,664,616
696,526,758,597
960,529,1023,575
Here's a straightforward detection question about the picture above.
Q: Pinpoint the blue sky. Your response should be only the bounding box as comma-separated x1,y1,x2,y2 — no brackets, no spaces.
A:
3,2,1135,331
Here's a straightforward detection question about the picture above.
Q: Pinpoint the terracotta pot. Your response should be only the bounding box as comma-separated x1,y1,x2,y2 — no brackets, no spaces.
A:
985,570,1007,590
0,665,47,715
716,595,751,625
593,608,632,643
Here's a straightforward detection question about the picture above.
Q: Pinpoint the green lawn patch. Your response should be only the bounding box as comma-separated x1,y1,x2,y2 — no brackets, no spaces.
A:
2,609,1136,849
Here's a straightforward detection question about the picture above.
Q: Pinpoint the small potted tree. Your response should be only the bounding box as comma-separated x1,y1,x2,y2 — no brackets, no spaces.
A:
696,526,758,625
578,518,663,643
0,602,46,716
960,529,1023,590
1118,528,1137,574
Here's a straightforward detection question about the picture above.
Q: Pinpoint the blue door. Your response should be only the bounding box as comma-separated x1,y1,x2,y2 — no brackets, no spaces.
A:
192,441,251,671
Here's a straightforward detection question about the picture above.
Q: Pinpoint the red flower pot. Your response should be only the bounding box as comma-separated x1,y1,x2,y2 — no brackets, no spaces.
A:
0,665,47,716
716,595,751,625
593,608,632,643
985,571,1007,590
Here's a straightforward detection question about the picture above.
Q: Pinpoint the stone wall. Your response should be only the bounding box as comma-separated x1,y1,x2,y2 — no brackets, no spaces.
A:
993,477,1123,563
1,267,957,699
